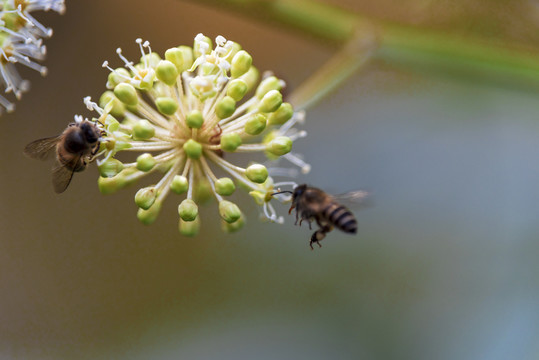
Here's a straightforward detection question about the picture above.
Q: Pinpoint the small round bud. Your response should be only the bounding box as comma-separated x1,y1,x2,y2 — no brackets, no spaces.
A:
267,136,292,156
240,66,259,92
256,76,282,99
99,91,125,118
219,200,241,223
268,102,293,126
165,46,193,72
98,158,124,178
155,60,178,86
215,96,236,119
179,216,200,237
155,97,179,116
106,67,130,89
136,153,156,171
114,83,138,106
245,164,268,183
135,187,157,210
259,90,282,113
137,201,162,225
231,50,252,78
215,177,235,196
170,175,188,194
183,139,203,159
244,113,267,135
220,132,242,152
221,214,245,233
133,119,155,140
178,199,198,221
185,109,204,129
194,178,213,204
226,79,248,101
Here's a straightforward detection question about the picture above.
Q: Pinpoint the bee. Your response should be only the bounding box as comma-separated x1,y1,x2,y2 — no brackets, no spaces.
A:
24,120,103,193
273,184,368,249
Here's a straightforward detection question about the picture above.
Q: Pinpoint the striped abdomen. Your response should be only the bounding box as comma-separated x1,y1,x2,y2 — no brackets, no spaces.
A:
322,203,357,234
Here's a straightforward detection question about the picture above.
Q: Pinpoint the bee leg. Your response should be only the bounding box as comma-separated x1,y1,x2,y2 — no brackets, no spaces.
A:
309,224,332,250
288,204,295,214
299,218,304,227
308,220,312,230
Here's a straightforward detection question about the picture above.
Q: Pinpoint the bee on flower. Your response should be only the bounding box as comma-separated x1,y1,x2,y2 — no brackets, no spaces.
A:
0,0,65,114
83,34,310,236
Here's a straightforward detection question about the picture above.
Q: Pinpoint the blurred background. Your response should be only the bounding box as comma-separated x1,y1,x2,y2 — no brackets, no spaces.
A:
1,0,539,359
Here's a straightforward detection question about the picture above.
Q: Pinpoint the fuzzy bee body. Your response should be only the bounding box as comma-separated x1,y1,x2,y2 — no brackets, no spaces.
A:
24,120,102,193
287,184,358,249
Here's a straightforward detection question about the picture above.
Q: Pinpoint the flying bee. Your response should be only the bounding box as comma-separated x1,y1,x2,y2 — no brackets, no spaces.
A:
273,184,369,249
24,120,104,193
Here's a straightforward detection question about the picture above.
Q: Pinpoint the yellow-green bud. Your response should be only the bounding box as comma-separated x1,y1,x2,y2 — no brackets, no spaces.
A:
137,201,162,225
165,46,193,73
226,79,248,101
240,66,259,92
215,96,236,119
267,136,292,156
98,174,127,194
268,102,293,126
98,158,124,178
114,83,138,106
155,97,178,116
259,90,282,113
244,113,267,135
220,132,242,152
179,216,200,237
99,91,125,118
231,50,252,78
245,164,268,183
170,175,188,194
256,76,282,99
155,60,178,86
106,67,130,89
132,119,155,140
215,177,235,196
183,139,202,159
194,35,212,58
221,214,245,233
219,200,241,223
178,199,198,221
185,109,204,129
135,187,157,210
136,153,156,171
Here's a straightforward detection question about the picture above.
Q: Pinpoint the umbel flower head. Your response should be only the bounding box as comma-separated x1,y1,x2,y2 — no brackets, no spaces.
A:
0,0,65,114
84,34,310,236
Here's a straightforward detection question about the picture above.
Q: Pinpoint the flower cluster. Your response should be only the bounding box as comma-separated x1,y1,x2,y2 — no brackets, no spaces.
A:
83,34,310,236
0,0,65,114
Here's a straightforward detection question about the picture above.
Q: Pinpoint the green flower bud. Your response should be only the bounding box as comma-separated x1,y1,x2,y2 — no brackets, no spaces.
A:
135,187,157,210
194,178,213,204
155,60,178,86
185,109,204,129
106,67,130,89
226,79,248,101
240,66,259,92
220,132,242,152
219,200,241,223
179,216,200,237
155,97,179,116
245,164,268,183
99,91,125,118
267,136,292,156
165,46,193,73
259,89,282,113
136,153,156,171
170,175,189,194
194,35,212,58
137,201,162,225
98,174,127,194
215,177,235,196
244,113,267,135
215,96,236,119
98,158,124,178
132,119,155,140
183,139,202,159
221,213,245,233
231,50,252,78
256,76,282,99
114,83,138,106
268,102,293,126
178,199,198,221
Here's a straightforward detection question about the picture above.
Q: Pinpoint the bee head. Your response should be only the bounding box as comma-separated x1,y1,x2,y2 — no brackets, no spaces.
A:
292,184,307,199
80,121,100,144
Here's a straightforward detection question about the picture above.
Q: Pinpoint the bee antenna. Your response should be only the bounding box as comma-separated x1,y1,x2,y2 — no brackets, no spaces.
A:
271,190,293,196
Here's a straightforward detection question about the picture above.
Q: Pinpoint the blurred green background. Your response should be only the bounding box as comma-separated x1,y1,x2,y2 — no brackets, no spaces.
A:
1,0,539,359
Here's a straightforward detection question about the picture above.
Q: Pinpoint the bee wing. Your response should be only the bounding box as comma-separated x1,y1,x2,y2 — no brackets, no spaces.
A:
51,159,77,194
333,190,372,207
24,136,59,160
